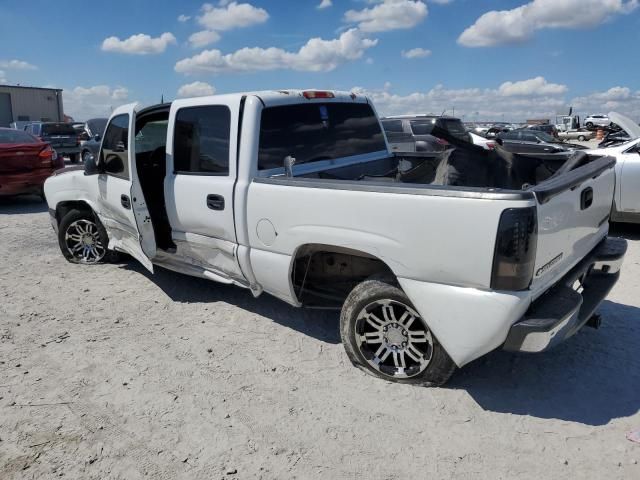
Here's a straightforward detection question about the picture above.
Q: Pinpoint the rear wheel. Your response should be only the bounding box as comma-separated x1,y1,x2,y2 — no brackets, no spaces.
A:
586,122,594,129
578,135,586,141
58,209,118,264
340,279,456,386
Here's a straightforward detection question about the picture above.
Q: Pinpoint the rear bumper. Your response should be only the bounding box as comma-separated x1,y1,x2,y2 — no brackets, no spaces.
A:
503,236,627,352
0,171,51,196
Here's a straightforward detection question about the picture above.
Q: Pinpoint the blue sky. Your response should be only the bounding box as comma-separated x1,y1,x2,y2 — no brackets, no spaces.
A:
1,0,639,121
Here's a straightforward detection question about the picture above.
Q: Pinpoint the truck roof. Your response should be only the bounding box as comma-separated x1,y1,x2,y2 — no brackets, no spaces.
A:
141,90,370,114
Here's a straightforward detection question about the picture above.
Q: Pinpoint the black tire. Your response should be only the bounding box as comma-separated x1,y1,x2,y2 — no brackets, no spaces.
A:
57,209,120,264
69,154,79,164
340,279,456,386
586,122,594,129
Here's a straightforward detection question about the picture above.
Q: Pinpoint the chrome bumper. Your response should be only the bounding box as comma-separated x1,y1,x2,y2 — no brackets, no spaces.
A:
503,236,627,353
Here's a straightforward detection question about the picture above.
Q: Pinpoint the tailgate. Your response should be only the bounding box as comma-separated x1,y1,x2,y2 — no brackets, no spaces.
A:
529,156,616,295
43,135,77,148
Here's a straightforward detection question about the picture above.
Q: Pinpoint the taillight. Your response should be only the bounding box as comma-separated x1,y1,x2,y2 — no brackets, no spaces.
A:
303,90,335,99
486,142,497,150
491,207,537,291
39,145,54,160
435,138,449,146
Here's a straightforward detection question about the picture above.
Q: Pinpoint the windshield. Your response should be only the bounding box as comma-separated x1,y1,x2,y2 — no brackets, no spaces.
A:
536,131,557,143
41,123,77,136
87,118,108,136
258,102,386,170
0,129,37,144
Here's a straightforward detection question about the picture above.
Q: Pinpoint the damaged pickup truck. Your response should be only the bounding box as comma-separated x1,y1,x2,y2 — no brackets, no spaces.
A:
44,90,626,386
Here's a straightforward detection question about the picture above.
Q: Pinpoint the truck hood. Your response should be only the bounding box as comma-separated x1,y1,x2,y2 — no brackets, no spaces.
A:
609,111,640,139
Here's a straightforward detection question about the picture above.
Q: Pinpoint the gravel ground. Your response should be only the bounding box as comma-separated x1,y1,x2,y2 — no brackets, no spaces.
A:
1,194,639,480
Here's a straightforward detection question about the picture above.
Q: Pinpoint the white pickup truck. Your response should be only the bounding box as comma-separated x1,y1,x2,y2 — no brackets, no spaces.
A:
44,90,626,386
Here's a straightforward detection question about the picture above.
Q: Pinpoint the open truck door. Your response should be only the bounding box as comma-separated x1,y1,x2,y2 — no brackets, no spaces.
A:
95,103,157,272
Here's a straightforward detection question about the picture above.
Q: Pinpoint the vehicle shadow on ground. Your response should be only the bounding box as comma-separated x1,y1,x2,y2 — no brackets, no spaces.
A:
610,222,640,241
451,300,640,426
121,261,341,344
0,196,48,214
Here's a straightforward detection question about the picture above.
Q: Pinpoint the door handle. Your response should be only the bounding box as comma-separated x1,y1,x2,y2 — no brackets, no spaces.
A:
581,187,593,210
207,194,225,211
121,194,131,209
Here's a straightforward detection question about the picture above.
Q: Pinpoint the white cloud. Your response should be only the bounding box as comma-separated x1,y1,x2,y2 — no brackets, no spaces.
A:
189,30,221,48
101,32,177,55
344,0,428,32
498,77,568,96
401,47,431,59
459,0,639,47
178,14,191,22
175,28,377,74
177,81,216,98
63,85,130,120
572,87,640,118
317,0,333,9
197,2,269,31
0,59,37,70
0,70,6,83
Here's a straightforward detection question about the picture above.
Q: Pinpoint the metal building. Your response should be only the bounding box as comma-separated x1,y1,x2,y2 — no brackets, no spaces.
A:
0,84,64,127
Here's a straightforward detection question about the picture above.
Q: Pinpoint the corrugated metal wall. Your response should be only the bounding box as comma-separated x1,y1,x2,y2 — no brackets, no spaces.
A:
0,86,63,126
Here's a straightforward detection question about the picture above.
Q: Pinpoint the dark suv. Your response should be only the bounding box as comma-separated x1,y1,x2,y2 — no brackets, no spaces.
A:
24,122,81,163
381,115,471,153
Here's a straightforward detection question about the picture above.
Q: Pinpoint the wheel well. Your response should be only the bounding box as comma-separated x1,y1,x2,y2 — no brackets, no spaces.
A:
291,244,395,308
55,201,94,226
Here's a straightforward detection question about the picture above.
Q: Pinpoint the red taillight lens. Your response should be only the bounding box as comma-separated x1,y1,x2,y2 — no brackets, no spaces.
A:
39,145,53,159
303,91,335,99
435,138,449,146
487,142,497,150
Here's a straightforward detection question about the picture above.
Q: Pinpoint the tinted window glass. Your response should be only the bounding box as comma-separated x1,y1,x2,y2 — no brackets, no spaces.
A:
440,119,469,140
521,132,538,142
382,120,404,133
0,129,37,144
501,131,518,140
174,106,230,174
136,120,168,154
410,120,435,135
101,114,129,178
87,118,108,136
41,123,76,136
258,103,386,170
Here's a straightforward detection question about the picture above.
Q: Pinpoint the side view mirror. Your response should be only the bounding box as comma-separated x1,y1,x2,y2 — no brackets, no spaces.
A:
83,153,100,175
104,155,124,174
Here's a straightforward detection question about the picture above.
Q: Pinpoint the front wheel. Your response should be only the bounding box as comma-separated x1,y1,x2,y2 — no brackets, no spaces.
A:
578,135,586,141
340,279,456,386
58,209,117,264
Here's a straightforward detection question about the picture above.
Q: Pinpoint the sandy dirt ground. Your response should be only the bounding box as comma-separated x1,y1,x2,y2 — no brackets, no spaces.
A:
1,194,639,480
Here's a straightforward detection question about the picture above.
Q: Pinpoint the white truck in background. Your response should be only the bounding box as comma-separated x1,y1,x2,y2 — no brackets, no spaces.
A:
44,90,626,386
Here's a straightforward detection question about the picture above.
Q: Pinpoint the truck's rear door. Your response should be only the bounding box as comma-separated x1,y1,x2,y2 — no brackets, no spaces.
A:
529,156,616,295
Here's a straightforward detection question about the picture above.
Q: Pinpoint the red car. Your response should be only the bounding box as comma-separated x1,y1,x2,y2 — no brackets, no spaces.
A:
0,127,65,200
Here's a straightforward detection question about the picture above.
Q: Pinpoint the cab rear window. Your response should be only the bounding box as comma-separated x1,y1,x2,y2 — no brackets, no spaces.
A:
41,123,77,136
258,102,386,170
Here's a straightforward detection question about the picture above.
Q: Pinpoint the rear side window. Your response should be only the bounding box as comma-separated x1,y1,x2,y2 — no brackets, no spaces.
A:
41,123,76,136
173,106,231,175
410,120,435,135
439,119,469,140
0,129,37,144
382,120,404,133
258,102,386,170
101,114,129,179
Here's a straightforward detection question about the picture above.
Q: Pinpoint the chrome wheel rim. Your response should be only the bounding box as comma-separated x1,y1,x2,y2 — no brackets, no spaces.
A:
83,151,92,163
65,219,105,263
355,299,433,379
